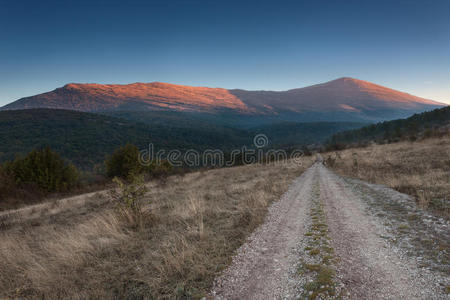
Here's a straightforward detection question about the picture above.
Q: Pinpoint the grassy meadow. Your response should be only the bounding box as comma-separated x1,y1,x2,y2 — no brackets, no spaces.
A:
0,157,313,299
324,136,450,218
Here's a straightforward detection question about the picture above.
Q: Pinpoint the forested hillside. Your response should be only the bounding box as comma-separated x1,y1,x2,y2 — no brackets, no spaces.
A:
328,106,449,147
0,109,370,169
251,121,367,147
0,109,250,169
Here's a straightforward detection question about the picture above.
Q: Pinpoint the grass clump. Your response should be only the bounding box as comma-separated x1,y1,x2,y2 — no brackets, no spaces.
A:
304,264,321,272
300,180,339,299
304,265,336,299
445,285,450,294
309,249,320,256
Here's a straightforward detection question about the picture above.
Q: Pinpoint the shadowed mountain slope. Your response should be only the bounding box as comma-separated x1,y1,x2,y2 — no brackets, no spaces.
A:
2,78,445,122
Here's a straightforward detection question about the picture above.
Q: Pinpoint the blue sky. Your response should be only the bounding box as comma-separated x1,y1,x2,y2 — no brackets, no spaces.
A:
1,0,449,106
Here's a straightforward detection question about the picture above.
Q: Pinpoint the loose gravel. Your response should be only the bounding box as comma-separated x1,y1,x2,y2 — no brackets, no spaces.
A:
211,166,313,299
210,162,449,299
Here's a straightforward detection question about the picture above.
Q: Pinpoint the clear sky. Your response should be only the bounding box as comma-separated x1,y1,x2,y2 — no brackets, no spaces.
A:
1,0,449,106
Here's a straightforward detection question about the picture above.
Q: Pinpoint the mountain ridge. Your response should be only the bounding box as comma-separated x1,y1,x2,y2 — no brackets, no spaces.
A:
2,78,446,122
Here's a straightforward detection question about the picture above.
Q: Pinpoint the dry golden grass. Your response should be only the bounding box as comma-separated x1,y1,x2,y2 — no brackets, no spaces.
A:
325,136,450,217
0,158,313,299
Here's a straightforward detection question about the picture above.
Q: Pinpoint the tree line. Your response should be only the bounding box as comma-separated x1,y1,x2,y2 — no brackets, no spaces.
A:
326,106,449,150
0,144,173,210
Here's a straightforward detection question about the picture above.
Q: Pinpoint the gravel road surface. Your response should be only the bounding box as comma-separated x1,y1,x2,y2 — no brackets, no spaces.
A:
211,162,448,299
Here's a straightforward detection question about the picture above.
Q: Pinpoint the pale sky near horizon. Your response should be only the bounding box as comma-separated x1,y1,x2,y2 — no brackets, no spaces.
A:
1,0,449,106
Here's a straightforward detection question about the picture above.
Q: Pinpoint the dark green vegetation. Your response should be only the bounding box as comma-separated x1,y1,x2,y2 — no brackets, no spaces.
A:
328,106,450,147
250,121,367,147
0,109,366,169
104,110,249,129
0,109,250,169
107,111,367,146
105,144,143,179
0,148,79,210
105,144,172,179
0,109,152,169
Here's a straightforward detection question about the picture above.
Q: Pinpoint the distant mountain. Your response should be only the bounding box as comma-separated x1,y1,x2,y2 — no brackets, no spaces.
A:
2,78,445,122
327,106,450,147
231,77,445,121
1,82,249,113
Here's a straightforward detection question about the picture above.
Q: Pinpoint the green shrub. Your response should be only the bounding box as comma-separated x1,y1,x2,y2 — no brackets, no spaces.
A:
4,147,78,193
148,160,173,179
0,164,15,196
105,144,143,179
105,144,174,180
0,163,45,210
109,174,148,228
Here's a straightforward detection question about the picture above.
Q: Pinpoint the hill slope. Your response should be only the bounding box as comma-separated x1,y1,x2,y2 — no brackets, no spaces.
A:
0,109,367,168
1,82,249,113
328,106,450,146
250,121,367,147
2,78,445,122
0,109,251,168
231,77,445,120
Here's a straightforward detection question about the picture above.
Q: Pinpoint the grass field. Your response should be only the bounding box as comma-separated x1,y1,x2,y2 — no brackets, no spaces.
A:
0,157,313,299
324,136,450,218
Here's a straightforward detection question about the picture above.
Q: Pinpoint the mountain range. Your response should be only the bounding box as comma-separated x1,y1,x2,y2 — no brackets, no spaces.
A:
0,77,447,168
2,77,445,123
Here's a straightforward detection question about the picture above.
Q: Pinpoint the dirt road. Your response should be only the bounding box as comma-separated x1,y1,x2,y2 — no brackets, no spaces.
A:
212,162,449,299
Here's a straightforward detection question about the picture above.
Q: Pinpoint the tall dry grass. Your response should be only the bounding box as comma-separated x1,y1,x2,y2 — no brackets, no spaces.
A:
325,136,450,217
0,158,313,299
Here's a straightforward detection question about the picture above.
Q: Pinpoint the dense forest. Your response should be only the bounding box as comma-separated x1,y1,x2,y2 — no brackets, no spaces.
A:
0,109,251,169
328,106,450,147
250,121,367,147
0,109,367,169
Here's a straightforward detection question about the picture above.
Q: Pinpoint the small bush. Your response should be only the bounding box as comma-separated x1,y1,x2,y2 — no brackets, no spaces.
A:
109,174,149,228
148,160,173,178
0,165,13,195
324,155,336,167
105,144,143,179
0,165,34,209
105,144,174,180
3,147,78,193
